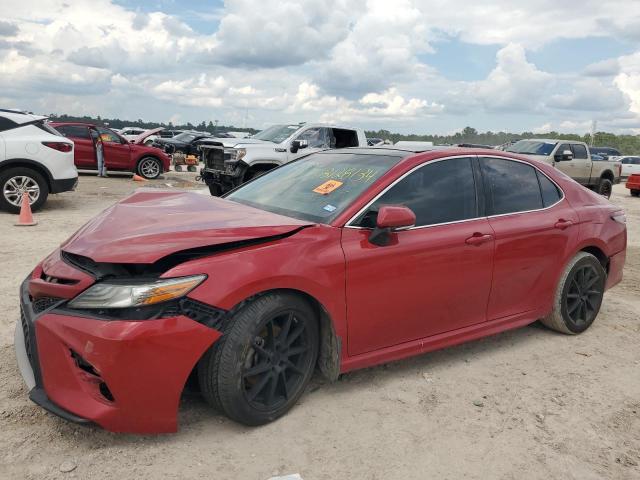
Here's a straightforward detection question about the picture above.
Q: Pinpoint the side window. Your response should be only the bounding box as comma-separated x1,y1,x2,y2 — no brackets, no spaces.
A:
572,144,588,159
481,157,543,215
536,171,562,207
97,127,123,144
356,157,477,228
58,125,91,139
332,128,359,148
0,117,18,132
295,128,330,149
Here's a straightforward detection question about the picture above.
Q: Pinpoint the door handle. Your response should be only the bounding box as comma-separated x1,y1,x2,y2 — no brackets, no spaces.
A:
554,219,573,230
465,233,493,246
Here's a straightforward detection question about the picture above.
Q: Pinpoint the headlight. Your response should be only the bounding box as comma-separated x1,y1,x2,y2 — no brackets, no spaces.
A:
67,275,206,309
236,148,246,161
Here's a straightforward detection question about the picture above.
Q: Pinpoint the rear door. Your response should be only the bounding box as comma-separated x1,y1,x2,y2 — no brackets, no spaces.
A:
57,125,95,169
342,156,494,355
96,127,131,170
480,156,579,320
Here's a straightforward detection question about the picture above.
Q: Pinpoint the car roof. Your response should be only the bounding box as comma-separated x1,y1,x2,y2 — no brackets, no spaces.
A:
0,108,47,124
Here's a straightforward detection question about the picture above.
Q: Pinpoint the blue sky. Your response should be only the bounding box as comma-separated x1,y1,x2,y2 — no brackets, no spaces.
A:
1,0,639,135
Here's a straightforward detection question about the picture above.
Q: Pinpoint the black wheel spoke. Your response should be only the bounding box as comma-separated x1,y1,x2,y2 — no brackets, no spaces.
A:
567,299,581,314
567,293,580,299
286,324,305,347
246,372,272,401
287,345,309,357
243,362,271,378
284,359,305,375
252,341,271,359
265,373,278,405
278,312,294,344
279,371,289,400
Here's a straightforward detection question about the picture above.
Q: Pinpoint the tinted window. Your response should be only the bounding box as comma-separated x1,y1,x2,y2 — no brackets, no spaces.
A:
556,143,571,156
356,157,477,228
572,144,588,159
481,158,542,215
0,116,18,132
536,171,562,207
58,125,91,139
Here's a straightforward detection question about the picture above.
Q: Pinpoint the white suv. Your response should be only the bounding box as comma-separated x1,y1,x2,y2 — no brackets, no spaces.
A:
0,109,77,213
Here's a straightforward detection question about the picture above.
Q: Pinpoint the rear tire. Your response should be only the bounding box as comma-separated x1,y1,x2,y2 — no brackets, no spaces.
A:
198,293,319,425
597,178,613,199
631,189,640,197
0,167,49,213
541,252,606,334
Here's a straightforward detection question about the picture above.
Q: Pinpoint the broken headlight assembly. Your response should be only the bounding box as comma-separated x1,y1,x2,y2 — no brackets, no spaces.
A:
67,275,206,309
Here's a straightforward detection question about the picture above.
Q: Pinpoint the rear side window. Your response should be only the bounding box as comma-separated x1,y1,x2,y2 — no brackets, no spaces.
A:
536,171,562,207
332,128,359,148
357,157,477,227
572,144,588,159
481,158,542,215
58,125,91,139
0,116,18,132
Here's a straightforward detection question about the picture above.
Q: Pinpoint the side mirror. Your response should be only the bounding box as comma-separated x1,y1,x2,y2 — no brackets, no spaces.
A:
554,149,573,162
290,139,308,154
369,205,416,246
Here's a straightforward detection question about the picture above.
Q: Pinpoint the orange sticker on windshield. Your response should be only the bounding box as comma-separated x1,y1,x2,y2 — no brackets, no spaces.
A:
313,179,343,195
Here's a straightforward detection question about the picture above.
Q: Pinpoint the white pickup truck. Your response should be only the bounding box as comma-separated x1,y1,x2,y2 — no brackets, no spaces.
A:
506,139,621,198
199,123,368,195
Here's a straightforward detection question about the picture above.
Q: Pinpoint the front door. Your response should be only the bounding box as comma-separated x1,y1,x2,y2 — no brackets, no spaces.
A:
342,156,494,356
553,143,591,185
287,127,331,162
96,127,131,170
479,156,579,319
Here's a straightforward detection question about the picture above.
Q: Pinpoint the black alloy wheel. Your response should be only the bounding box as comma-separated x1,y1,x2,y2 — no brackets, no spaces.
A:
563,264,604,329
198,293,319,425
242,311,314,411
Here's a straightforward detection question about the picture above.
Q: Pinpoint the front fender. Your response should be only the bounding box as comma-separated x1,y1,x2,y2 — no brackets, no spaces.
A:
163,225,348,345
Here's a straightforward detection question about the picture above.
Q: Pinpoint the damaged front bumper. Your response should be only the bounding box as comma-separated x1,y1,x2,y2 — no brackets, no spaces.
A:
15,275,223,434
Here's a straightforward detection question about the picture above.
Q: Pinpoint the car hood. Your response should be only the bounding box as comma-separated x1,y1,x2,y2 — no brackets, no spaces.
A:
506,153,552,162
132,127,164,145
61,189,312,264
218,138,274,148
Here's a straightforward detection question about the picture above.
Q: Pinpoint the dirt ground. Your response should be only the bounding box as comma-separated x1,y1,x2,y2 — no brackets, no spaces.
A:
0,174,639,480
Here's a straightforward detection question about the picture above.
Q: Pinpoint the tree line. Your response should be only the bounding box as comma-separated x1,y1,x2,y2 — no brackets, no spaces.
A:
365,126,640,155
48,115,640,155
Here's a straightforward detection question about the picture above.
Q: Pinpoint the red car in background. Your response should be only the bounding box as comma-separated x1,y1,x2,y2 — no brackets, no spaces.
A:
50,122,171,179
15,147,626,433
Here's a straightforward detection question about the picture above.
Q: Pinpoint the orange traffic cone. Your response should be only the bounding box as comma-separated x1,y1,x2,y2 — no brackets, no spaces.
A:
15,192,37,226
132,174,147,182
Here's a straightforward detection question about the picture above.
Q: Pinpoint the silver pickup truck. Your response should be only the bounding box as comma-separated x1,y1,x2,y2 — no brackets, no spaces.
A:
506,139,621,198
199,123,367,195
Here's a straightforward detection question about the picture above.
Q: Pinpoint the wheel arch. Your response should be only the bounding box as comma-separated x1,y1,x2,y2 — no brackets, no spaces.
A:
600,169,614,182
580,245,609,273
227,288,342,382
0,158,54,190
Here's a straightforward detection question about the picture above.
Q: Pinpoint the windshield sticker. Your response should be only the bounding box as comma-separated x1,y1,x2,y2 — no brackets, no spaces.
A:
313,179,343,195
322,166,380,183
323,204,337,212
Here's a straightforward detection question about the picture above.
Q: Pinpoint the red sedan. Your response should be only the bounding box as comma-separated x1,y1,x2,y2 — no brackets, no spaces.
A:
50,122,171,179
15,147,626,433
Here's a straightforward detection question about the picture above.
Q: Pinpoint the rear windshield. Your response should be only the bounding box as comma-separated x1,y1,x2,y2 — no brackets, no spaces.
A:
226,153,401,223
507,140,556,156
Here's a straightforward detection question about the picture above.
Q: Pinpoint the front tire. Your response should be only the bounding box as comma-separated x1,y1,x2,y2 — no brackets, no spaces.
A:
631,189,640,197
0,167,49,213
541,252,606,334
597,178,613,199
137,157,162,179
198,293,319,425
